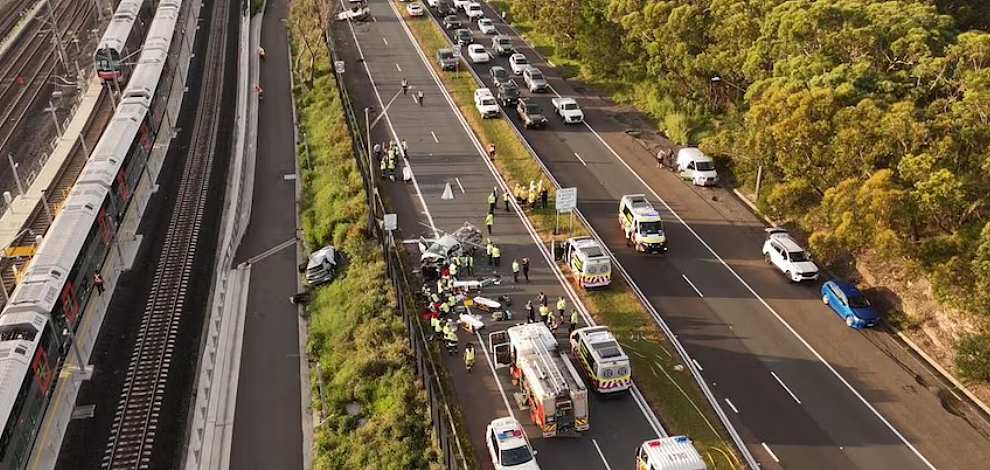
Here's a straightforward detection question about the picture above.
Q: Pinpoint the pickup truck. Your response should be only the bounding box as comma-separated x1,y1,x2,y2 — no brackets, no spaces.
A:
551,97,584,124
516,98,548,129
474,88,500,119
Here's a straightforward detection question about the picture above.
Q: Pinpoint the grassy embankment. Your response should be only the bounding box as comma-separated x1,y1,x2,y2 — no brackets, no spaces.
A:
287,2,442,469
396,4,740,468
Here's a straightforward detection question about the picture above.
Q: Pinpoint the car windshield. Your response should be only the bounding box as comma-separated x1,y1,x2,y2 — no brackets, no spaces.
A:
480,20,492,26
525,104,540,113
514,56,528,65
529,71,544,79
696,160,715,171
563,103,578,110
500,445,534,466
481,98,495,105
498,38,510,46
503,80,518,90
445,15,456,21
440,51,453,59
789,251,810,262
503,87,518,96
640,221,663,235
492,69,507,79
848,295,871,308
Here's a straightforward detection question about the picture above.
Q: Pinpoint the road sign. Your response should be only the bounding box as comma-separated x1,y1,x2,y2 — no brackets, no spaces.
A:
452,44,462,57
334,61,345,74
441,183,454,200
384,213,397,231
555,187,577,212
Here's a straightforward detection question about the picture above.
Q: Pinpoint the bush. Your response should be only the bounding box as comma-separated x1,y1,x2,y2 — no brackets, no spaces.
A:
955,334,990,383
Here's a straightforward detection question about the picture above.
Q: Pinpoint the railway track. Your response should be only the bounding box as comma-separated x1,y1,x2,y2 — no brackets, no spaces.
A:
0,0,36,43
101,0,231,467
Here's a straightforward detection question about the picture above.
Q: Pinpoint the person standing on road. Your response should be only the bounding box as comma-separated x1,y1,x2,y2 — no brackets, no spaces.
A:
488,143,496,160
525,300,535,323
538,292,547,307
511,259,520,283
488,191,497,214
374,142,382,161
464,342,475,372
417,89,424,106
521,257,530,282
466,254,474,275
540,187,549,209
503,191,510,212
93,271,105,294
539,303,550,325
485,212,494,235
402,139,409,158
556,296,566,317
401,78,408,95
568,310,579,336
491,244,501,267
258,46,266,61
486,239,494,265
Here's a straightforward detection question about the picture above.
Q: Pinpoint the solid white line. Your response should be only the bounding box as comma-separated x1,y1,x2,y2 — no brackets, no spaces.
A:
770,371,802,404
560,51,938,470
455,177,465,193
431,130,439,143
692,359,703,371
340,0,439,238
762,442,780,463
592,439,613,470
573,152,587,166
385,0,667,440
474,330,516,418
681,274,703,298
395,63,401,72
725,398,739,414
382,37,388,46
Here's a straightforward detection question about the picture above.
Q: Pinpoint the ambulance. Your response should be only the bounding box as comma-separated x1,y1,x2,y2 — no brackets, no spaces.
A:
562,236,612,289
569,326,631,393
490,323,590,437
618,194,667,254
636,436,708,470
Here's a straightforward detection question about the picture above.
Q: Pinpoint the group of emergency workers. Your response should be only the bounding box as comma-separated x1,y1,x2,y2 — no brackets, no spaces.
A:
522,293,580,334
511,180,550,211
425,250,487,368
374,139,409,181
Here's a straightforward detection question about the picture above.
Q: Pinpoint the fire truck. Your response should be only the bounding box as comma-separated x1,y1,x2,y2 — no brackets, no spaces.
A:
489,323,590,437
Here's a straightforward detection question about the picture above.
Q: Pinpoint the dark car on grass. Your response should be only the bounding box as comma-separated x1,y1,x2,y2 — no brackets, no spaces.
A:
437,48,458,71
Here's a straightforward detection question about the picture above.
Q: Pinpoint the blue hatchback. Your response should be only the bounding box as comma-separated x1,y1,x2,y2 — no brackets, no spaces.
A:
821,280,881,329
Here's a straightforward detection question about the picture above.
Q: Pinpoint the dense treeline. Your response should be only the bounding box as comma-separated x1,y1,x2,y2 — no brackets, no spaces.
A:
508,0,990,322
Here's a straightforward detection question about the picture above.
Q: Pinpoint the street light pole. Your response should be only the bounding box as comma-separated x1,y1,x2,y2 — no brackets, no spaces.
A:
44,101,63,135
7,154,24,196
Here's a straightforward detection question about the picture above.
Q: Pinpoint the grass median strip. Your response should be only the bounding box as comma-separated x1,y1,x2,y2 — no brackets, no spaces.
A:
397,6,741,468
288,3,444,468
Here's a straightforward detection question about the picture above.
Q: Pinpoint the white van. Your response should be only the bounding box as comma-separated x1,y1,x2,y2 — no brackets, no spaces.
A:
636,436,708,470
675,148,718,186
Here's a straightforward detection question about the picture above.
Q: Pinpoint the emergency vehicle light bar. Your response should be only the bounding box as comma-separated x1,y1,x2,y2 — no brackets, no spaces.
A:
497,429,523,440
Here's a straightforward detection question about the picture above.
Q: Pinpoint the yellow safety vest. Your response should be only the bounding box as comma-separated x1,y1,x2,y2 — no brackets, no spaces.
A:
488,193,496,204
445,331,458,342
557,298,566,311
539,305,550,317
570,311,579,324
465,348,475,363
486,213,494,226
491,246,501,258
512,261,520,272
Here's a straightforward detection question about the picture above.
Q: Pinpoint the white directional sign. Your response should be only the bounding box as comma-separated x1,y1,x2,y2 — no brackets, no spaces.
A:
441,182,454,200
555,187,577,212
334,61,345,74
452,44,462,57
383,213,397,231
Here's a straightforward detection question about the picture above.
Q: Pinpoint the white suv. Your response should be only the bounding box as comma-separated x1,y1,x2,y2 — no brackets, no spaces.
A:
762,228,819,282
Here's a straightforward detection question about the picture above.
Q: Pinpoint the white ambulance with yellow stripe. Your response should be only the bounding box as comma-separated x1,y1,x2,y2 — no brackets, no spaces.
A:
569,326,631,393
618,194,667,254
636,436,708,470
562,236,612,289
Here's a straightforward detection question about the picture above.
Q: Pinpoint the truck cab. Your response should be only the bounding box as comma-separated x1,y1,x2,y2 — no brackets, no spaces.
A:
474,88,500,118
636,436,708,470
675,148,718,186
618,194,667,254
569,326,630,393
562,236,611,289
551,97,584,124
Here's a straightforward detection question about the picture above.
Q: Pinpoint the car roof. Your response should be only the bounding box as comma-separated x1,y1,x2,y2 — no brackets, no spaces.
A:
479,18,492,23
469,43,484,49
511,53,526,60
767,231,805,252
828,279,863,296
489,417,528,448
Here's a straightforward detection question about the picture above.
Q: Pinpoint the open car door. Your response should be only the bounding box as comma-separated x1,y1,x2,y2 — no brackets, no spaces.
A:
489,331,511,368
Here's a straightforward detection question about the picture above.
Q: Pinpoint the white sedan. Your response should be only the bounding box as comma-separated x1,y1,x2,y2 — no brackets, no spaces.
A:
406,3,424,16
478,18,497,35
467,44,491,64
508,53,530,75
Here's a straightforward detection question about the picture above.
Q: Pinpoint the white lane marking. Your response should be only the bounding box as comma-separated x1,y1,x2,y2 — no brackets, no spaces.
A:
762,443,780,463
431,130,439,143
573,152,587,166
725,398,739,414
384,0,673,441
681,274,703,298
474,330,516,418
555,50,938,470
692,359,703,371
592,439,613,470
455,177,465,193
340,0,439,238
395,63,402,72
770,371,802,404
382,37,389,46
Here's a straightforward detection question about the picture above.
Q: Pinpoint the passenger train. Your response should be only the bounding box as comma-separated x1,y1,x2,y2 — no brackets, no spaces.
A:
0,1,185,468
93,0,153,82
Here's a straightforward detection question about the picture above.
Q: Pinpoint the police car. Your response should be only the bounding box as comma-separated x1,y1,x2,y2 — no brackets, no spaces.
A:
486,417,541,469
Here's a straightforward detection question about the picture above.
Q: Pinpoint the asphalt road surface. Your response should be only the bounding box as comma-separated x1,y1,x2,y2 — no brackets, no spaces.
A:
331,1,668,468
417,2,990,470
229,2,304,469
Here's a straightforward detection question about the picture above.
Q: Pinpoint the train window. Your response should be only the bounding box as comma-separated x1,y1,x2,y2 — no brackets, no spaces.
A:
0,373,34,463
61,283,79,326
98,208,112,243
0,324,37,342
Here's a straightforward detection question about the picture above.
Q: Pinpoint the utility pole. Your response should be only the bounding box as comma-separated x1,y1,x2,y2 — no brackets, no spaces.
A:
44,101,63,135
7,154,24,196
44,0,71,75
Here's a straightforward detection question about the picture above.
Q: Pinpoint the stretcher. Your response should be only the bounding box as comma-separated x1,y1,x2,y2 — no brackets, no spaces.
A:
471,296,502,312
459,313,485,332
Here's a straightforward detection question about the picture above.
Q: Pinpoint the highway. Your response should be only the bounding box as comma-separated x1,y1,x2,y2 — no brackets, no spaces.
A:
414,2,990,470
331,1,666,468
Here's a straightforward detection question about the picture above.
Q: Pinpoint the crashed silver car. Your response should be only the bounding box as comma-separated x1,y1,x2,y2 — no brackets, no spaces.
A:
418,222,483,278
306,245,338,286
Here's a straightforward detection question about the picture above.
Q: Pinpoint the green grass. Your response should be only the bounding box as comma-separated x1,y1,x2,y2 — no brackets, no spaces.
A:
289,3,443,469
399,6,741,469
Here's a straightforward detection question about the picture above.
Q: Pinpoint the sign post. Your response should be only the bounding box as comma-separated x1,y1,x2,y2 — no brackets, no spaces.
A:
553,187,577,260
334,61,345,74
452,44,462,78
